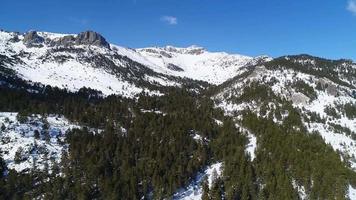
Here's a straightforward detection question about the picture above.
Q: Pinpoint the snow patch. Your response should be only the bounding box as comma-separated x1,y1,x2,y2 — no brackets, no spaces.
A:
349,185,356,200
173,162,223,200
246,133,257,161
0,112,79,172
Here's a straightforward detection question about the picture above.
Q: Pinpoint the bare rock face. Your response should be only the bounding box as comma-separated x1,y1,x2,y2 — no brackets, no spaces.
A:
23,31,44,47
163,45,205,55
47,31,110,49
291,93,310,105
75,31,110,49
54,35,76,46
9,34,20,43
167,63,184,72
316,78,339,96
185,46,205,55
326,84,338,96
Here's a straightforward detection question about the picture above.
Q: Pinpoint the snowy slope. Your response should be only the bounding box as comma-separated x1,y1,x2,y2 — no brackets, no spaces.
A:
349,185,356,200
211,56,356,199
138,46,269,84
214,57,356,170
0,30,269,97
0,31,178,97
173,162,223,200
0,112,82,172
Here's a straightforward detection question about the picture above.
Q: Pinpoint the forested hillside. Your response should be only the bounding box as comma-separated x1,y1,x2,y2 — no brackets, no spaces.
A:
1,30,356,199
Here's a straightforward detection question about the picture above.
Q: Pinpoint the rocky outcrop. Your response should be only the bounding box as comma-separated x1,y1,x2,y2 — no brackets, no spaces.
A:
23,31,44,47
9,34,20,43
326,84,338,96
75,31,110,49
291,92,310,105
167,63,184,71
46,31,110,49
316,78,339,96
53,35,76,47
163,45,205,55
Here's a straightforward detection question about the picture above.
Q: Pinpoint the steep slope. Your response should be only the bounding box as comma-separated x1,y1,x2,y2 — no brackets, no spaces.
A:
0,30,208,97
215,55,356,161
0,112,82,172
0,30,266,98
215,55,356,165
212,55,356,199
138,46,270,84
1,29,356,199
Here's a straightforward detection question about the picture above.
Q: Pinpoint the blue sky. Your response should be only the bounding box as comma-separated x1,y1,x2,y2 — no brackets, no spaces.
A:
1,0,356,60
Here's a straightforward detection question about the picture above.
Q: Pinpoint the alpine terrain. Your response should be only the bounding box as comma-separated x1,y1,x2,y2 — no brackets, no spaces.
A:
0,29,356,200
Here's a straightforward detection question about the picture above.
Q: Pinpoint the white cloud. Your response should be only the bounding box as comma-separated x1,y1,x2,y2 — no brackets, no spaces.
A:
347,0,356,15
161,16,178,25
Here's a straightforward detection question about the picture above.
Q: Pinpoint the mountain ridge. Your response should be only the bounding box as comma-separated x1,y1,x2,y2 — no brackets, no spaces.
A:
0,29,276,102
1,29,356,199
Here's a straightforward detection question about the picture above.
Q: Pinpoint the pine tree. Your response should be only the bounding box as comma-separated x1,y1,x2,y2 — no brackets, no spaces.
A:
34,130,40,139
202,176,210,200
14,147,24,164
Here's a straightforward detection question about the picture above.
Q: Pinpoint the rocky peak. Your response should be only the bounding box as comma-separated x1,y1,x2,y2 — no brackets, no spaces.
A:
163,45,205,55
184,45,206,55
52,35,76,47
75,31,110,49
23,31,44,47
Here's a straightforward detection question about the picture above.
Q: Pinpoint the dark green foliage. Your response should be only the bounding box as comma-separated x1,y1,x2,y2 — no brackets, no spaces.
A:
14,147,25,164
305,111,325,123
40,89,220,199
292,80,317,100
265,55,356,89
41,118,50,142
33,130,40,139
1,123,5,131
231,82,280,104
202,177,210,200
324,105,341,119
210,175,224,200
328,122,354,136
16,111,28,123
0,68,355,199
344,103,356,119
316,82,323,91
242,113,352,200
210,118,257,200
0,81,222,199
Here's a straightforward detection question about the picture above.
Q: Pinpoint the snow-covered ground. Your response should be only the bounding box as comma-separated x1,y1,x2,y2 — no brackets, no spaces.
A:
0,112,80,172
0,31,168,97
307,122,356,169
138,46,256,85
245,133,257,161
212,61,356,199
14,59,146,97
302,92,356,169
173,162,223,200
292,179,307,200
0,30,268,97
214,63,356,170
349,185,356,200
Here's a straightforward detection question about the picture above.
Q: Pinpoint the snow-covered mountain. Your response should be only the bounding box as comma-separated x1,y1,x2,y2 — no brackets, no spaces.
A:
1,29,356,199
1,30,355,169
214,55,356,169
0,30,268,97
137,46,270,84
